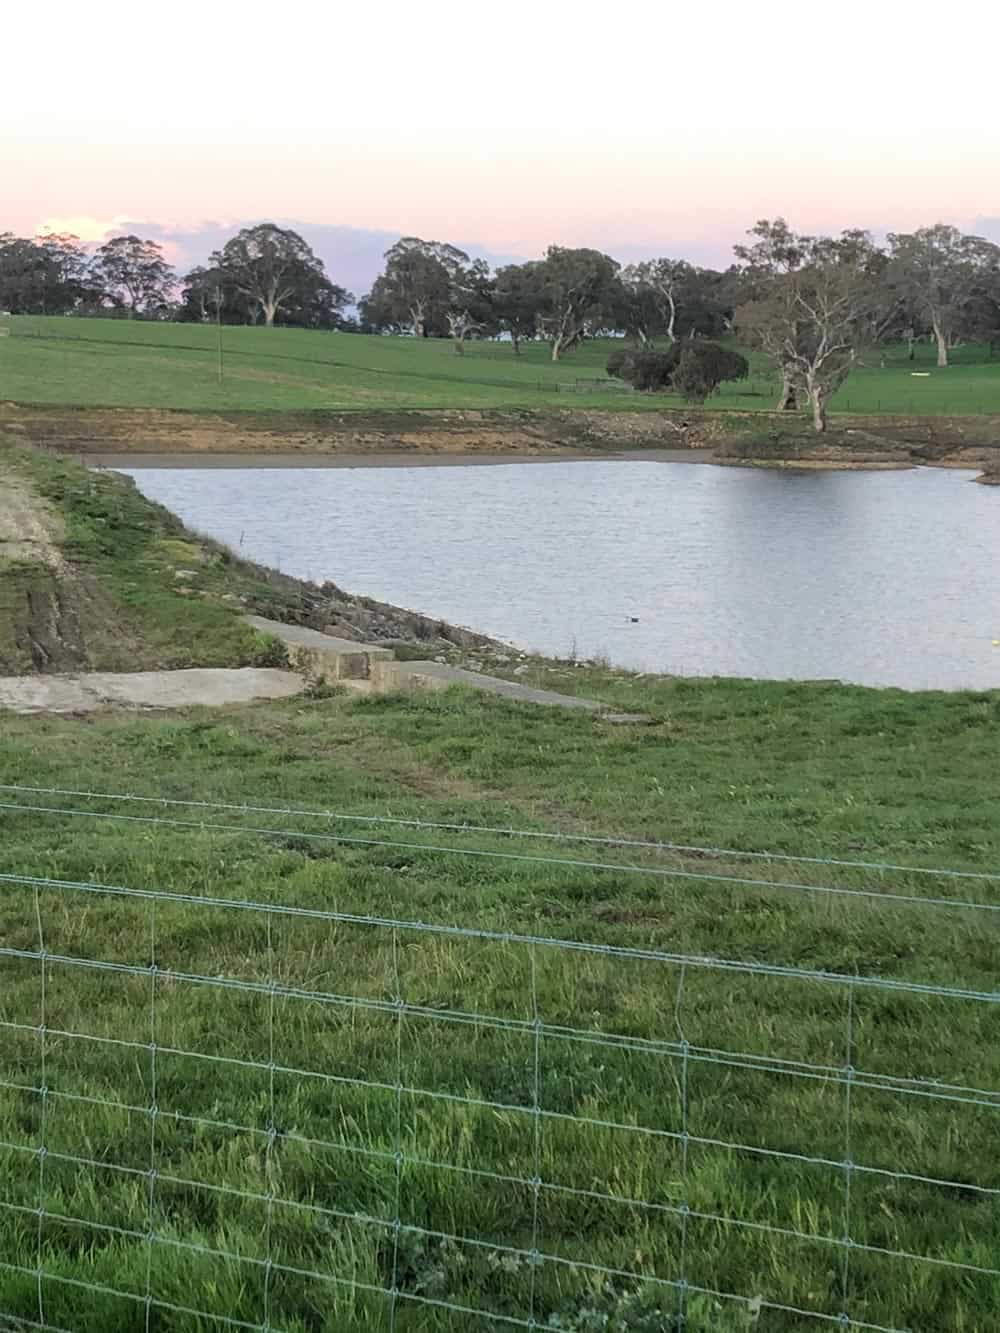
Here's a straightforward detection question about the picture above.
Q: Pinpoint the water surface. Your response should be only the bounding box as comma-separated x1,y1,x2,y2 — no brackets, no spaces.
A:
117,460,1000,691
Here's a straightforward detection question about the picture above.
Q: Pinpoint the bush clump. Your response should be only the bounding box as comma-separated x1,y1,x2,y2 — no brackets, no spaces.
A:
608,341,748,400
605,347,633,379
672,342,749,401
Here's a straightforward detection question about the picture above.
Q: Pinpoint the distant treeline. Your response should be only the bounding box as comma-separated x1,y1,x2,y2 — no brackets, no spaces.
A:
3,219,998,430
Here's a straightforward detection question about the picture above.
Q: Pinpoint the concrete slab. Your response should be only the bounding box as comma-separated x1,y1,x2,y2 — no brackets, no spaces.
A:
244,616,392,680
0,668,304,715
385,660,601,711
243,618,629,716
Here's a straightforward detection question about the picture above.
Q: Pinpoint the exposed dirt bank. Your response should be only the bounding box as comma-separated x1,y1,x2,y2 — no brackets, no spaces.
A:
711,424,1000,483
3,401,998,480
0,472,65,566
0,403,700,457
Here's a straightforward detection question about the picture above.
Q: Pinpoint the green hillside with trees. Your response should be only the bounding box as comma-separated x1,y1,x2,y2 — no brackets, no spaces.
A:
2,220,999,427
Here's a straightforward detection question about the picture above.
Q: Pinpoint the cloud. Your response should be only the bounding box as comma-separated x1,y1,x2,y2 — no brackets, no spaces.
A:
36,215,134,243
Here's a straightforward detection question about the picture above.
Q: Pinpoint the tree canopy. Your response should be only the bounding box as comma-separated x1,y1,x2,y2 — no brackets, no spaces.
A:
887,225,1000,367
208,224,347,328
0,232,89,315
530,246,620,361
737,232,876,432
90,235,175,316
492,262,542,353
360,238,468,338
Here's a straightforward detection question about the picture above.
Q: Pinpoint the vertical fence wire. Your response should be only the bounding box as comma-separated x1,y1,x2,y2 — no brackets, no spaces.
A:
529,946,542,1327
841,978,857,1322
263,908,276,1333
144,893,159,1333
674,963,690,1329
389,927,404,1333
32,884,49,1331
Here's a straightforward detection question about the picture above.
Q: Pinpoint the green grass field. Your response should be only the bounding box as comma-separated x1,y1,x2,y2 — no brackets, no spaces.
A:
2,679,999,1332
3,316,1000,416
1,447,1000,1331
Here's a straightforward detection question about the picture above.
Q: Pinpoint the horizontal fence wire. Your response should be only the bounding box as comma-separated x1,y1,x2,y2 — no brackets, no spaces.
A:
1,793,998,1330
2,796,1000,919
2,869,999,1006
4,783,1000,882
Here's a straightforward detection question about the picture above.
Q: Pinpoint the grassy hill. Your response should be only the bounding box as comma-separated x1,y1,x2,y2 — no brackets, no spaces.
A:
0,441,486,675
3,315,1000,416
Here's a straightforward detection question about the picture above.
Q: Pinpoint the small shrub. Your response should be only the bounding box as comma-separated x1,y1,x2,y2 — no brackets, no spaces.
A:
620,347,680,392
393,641,434,661
248,632,289,668
606,347,633,379
302,674,345,699
672,342,750,402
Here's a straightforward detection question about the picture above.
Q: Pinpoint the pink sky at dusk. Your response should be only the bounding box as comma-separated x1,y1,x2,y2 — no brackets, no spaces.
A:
5,2,999,281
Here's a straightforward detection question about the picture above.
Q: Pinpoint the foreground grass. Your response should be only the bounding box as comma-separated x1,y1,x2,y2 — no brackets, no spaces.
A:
3,316,1000,416
2,673,999,1331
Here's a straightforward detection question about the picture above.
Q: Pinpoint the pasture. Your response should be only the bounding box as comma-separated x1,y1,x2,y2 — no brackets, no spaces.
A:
2,673,1000,1331
2,316,999,416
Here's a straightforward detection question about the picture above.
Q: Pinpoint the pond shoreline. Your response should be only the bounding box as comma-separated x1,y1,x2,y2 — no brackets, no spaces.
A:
87,447,998,483
88,447,718,470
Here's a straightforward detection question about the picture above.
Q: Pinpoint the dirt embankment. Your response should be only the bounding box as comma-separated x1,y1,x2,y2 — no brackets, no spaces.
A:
0,402,696,458
0,471,128,672
0,472,65,567
2,400,998,480
704,420,1000,483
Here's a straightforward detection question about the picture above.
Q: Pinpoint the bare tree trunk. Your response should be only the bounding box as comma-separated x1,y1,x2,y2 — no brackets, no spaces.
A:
552,321,580,360
777,369,798,411
511,333,521,356
808,382,827,433
665,291,676,343
933,321,948,367
262,298,277,327
452,336,465,356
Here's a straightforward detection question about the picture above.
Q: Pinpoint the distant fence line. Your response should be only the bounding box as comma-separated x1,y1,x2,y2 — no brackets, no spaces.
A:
1,785,998,1330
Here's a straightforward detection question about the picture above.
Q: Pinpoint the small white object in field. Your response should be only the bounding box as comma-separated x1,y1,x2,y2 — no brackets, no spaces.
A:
910,372,931,377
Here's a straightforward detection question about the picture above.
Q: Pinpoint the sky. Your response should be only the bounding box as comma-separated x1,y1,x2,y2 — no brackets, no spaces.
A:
5,2,1000,294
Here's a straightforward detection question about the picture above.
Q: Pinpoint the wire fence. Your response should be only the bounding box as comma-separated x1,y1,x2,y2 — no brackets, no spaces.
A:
2,786,999,1330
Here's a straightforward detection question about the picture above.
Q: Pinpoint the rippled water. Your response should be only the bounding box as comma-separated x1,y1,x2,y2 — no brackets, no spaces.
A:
117,459,1000,690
